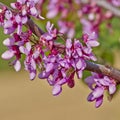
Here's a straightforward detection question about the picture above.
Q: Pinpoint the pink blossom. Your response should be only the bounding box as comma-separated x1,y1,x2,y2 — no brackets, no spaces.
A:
85,72,116,108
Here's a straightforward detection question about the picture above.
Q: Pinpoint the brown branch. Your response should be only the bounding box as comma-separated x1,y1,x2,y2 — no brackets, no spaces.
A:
85,61,120,83
0,2,120,83
27,19,44,37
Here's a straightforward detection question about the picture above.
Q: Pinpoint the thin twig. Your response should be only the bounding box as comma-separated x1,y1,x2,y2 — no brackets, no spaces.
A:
26,19,44,37
85,61,120,83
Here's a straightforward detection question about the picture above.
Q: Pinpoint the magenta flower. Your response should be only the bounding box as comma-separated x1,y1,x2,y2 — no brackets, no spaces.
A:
81,18,93,34
65,38,97,79
38,52,76,96
3,10,16,34
38,54,62,95
111,0,120,7
47,0,73,19
46,0,60,19
1,45,21,72
20,42,37,80
0,6,6,26
58,20,75,38
15,14,28,35
2,30,32,72
82,32,99,47
11,0,43,19
85,72,116,108
40,21,57,41
87,87,104,108
3,9,28,35
1,49,14,60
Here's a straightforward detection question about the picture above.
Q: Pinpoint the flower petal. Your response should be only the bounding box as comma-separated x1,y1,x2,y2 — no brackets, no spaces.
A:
4,20,13,28
38,71,50,79
109,84,116,94
57,78,66,85
46,63,54,73
76,59,83,70
92,87,104,99
30,7,37,16
17,0,26,4
67,28,75,38
87,92,95,101
4,27,15,34
11,3,17,9
47,9,58,18
85,76,95,89
22,16,28,24
95,95,103,108
77,70,83,79
87,40,99,47
52,84,62,96
3,38,15,46
14,60,21,72
1,50,14,59
66,39,72,49
26,42,31,52
30,70,36,80
31,58,36,70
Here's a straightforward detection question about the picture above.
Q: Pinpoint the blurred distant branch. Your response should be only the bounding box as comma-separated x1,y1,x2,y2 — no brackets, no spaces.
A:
0,2,120,83
81,0,120,17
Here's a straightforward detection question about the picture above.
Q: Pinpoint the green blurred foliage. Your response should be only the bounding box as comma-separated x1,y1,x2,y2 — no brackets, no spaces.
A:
0,0,15,6
96,18,120,65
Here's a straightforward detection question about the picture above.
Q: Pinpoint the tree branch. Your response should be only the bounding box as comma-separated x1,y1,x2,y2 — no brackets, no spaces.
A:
27,19,44,37
0,2,120,83
85,61,120,83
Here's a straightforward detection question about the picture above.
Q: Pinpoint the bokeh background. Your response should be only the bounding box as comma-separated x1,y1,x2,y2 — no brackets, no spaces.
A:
0,0,120,120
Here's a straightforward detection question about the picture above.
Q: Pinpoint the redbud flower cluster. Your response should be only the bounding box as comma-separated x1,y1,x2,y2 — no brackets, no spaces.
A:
85,72,116,108
0,0,117,108
46,0,115,38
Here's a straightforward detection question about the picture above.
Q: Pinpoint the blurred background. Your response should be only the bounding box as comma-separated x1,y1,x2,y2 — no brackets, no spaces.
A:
0,0,120,120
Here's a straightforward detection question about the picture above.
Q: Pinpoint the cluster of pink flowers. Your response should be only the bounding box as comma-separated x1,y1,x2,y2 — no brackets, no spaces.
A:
11,0,43,18
2,31,32,72
0,0,43,35
45,0,115,38
38,23,99,96
0,0,117,108
1,0,44,78
85,72,116,108
109,0,120,7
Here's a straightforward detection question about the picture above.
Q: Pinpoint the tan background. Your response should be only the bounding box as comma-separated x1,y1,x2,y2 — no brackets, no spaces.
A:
0,66,120,120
